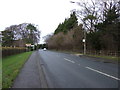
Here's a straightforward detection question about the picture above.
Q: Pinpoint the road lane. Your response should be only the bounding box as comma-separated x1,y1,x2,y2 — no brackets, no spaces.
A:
63,57,119,81
85,67,120,81
62,52,118,78
38,50,119,88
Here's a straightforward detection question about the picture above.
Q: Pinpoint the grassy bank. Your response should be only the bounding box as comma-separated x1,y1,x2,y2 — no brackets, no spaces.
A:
2,51,33,88
50,49,119,62
86,54,119,61
0,58,2,89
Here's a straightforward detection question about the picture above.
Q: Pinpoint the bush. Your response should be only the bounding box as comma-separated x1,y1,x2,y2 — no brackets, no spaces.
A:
2,47,26,58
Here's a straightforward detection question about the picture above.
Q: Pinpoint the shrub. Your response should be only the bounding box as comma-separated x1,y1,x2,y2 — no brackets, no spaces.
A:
2,47,26,58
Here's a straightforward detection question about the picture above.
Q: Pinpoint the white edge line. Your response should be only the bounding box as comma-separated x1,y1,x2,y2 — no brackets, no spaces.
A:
64,58,75,63
86,66,120,81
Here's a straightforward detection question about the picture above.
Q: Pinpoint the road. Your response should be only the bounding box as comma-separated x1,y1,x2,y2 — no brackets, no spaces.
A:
38,50,119,88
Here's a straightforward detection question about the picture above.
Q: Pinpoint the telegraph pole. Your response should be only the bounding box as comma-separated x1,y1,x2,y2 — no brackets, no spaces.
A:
83,29,86,55
70,1,86,55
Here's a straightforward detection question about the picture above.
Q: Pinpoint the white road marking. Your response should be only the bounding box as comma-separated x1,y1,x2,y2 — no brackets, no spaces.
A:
64,58,75,63
86,66,120,81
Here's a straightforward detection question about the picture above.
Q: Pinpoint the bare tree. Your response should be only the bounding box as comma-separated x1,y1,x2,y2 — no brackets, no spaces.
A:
44,25,83,51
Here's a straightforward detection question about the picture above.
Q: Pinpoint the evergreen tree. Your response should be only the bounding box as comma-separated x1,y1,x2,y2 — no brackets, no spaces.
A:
54,12,78,34
2,30,14,47
94,2,119,51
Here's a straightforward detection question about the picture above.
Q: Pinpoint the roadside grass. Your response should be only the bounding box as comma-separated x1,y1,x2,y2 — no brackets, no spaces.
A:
50,49,119,62
86,54,119,61
2,51,33,88
0,58,2,89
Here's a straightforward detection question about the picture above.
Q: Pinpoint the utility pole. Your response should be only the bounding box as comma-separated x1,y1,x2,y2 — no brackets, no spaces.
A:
70,1,87,55
83,29,86,55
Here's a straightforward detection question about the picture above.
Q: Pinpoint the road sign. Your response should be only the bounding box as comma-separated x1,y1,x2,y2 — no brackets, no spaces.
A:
82,39,85,42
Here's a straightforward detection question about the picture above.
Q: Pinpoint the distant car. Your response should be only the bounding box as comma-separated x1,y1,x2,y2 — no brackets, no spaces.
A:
43,48,47,51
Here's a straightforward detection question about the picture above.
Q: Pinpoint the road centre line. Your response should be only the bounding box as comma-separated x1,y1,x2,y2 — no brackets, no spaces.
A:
64,58,75,63
86,66,120,81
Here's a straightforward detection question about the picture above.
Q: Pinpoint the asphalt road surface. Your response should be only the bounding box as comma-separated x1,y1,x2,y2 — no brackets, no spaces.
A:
38,50,119,88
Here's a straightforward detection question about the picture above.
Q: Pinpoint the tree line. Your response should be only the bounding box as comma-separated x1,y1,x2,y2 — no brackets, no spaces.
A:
1,23,40,47
45,0,119,55
45,12,83,52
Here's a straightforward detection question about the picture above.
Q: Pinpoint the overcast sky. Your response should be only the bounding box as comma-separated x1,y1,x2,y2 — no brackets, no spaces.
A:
0,0,82,43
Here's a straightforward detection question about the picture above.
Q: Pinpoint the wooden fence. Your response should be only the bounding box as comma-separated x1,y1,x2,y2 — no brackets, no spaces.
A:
2,47,27,58
86,50,119,57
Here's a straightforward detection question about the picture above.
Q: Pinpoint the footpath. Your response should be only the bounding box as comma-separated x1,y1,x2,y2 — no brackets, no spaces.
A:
12,51,48,88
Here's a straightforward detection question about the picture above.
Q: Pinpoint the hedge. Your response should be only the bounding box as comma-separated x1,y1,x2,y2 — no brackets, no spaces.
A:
1,47,26,58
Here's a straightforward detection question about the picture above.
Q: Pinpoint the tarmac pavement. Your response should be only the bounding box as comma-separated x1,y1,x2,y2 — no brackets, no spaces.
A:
12,51,48,88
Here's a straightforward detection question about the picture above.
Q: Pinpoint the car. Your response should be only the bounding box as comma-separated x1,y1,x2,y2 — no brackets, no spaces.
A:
43,48,47,51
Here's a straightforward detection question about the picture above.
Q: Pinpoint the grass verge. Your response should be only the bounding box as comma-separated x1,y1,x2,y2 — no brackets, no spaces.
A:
86,54,119,61
0,58,2,89
50,49,119,62
2,51,33,88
